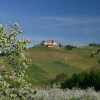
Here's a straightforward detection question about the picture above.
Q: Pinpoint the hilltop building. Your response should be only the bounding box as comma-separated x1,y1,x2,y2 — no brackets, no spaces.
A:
43,40,58,47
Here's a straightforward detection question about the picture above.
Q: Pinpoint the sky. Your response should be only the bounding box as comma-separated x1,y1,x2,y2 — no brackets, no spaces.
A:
0,0,100,47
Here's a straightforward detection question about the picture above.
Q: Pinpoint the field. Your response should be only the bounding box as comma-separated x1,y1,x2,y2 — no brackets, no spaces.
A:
0,45,100,85
25,45,100,85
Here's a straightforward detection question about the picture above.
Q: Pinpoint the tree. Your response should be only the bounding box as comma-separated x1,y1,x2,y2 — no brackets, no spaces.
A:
59,43,62,47
40,40,44,45
65,45,76,50
61,70,100,91
51,73,67,85
89,43,100,47
0,22,34,99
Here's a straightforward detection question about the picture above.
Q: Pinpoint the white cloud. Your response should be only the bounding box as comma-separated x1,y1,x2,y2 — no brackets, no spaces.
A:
34,16,100,28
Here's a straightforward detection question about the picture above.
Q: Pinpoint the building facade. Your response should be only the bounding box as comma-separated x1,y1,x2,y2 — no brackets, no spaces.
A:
43,40,58,47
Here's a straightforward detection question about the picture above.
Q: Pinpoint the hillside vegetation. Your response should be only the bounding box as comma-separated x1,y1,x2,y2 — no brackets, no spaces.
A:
25,45,100,85
0,45,100,85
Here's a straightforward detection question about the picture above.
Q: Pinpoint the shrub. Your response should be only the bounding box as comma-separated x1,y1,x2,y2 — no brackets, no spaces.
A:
89,43,100,47
61,70,100,91
33,88,100,100
65,45,76,50
51,73,68,86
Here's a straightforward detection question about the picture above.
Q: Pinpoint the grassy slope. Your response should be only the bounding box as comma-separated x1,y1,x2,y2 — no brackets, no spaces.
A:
0,45,100,85
26,45,100,85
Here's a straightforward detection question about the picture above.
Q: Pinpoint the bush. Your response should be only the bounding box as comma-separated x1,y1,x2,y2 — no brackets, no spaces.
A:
61,70,100,91
51,73,68,85
0,22,34,99
65,45,76,50
89,43,100,47
33,88,100,100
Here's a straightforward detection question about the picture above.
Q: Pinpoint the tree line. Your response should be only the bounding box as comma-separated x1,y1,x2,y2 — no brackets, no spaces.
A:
51,70,100,91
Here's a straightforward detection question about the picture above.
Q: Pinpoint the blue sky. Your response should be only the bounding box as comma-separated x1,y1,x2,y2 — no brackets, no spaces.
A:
0,0,100,46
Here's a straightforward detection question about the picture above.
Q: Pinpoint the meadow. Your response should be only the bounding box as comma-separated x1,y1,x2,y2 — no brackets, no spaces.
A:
25,45,100,85
1,44,100,85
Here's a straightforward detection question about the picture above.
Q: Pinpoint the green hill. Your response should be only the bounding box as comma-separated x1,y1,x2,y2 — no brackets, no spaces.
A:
87,64,100,72
25,45,100,85
1,45,100,85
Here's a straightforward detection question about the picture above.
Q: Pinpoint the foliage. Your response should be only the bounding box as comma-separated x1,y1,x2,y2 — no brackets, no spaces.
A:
58,43,62,47
89,43,100,47
40,40,45,45
0,22,34,99
65,45,76,50
51,73,68,86
61,70,100,91
33,88,100,100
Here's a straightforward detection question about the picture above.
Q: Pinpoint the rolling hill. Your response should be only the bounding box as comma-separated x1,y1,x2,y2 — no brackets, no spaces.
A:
25,45,100,85
0,45,100,85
